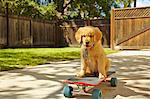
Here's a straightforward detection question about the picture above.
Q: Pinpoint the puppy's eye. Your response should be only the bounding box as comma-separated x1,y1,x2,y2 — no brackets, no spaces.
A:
82,35,86,37
89,35,93,37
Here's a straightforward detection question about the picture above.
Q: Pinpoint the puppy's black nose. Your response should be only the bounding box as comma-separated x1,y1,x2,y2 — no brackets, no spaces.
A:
86,41,89,45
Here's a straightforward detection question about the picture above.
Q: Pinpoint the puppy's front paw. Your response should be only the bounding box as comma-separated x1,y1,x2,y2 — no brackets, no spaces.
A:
76,70,85,77
98,73,105,79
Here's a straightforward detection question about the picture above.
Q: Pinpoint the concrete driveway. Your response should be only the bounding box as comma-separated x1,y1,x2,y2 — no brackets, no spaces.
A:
0,50,150,99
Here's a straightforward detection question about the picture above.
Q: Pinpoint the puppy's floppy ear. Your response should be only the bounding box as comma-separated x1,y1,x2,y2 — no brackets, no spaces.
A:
94,27,102,42
75,27,83,44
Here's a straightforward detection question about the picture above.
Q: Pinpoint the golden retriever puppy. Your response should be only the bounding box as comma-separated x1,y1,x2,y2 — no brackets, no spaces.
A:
75,26,110,78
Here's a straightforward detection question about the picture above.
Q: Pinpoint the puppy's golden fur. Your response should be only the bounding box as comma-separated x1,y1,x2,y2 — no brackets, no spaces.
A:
75,26,110,78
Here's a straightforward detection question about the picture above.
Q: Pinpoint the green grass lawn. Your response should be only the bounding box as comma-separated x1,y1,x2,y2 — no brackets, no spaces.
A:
0,47,117,71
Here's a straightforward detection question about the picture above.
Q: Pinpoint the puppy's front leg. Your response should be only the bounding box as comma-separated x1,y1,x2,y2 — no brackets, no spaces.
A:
98,59,107,79
77,60,87,77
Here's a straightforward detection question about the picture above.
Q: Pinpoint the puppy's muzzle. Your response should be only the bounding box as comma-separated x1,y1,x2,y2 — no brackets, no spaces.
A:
85,41,90,47
86,41,89,45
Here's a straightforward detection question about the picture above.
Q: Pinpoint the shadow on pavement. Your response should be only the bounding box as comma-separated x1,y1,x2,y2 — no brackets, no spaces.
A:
0,55,150,99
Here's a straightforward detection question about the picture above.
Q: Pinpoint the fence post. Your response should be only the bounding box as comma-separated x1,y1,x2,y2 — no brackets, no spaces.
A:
110,9,115,50
104,19,107,47
54,20,58,47
6,2,9,46
29,18,32,47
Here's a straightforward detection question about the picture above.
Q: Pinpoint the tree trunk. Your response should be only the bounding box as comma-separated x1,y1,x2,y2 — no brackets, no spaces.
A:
134,0,136,7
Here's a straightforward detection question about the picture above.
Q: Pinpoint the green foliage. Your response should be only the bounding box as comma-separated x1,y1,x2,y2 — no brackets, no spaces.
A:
96,0,115,19
9,0,41,17
115,0,133,7
56,0,116,19
0,0,57,20
38,3,57,20
0,0,116,20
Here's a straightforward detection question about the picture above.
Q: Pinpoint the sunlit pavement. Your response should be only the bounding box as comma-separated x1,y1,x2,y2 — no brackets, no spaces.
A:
0,50,150,99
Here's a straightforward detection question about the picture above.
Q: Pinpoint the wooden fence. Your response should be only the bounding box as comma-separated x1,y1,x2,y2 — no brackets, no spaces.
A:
0,14,110,48
0,14,66,48
111,7,150,49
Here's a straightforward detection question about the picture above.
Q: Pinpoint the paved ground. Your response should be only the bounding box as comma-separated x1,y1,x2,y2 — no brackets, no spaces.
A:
0,50,150,99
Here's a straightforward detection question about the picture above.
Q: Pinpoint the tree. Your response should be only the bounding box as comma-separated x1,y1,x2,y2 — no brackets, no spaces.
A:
134,0,136,7
96,0,115,19
50,0,115,19
0,0,57,20
0,0,120,20
116,0,133,8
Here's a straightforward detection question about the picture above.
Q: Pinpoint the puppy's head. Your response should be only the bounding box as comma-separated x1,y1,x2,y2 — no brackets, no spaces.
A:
75,26,102,47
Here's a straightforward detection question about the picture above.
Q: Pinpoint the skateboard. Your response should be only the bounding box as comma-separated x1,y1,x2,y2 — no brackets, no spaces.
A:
62,69,117,99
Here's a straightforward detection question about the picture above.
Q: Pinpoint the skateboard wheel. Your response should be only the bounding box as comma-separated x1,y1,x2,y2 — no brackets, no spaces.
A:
110,77,117,87
63,85,73,98
92,89,102,99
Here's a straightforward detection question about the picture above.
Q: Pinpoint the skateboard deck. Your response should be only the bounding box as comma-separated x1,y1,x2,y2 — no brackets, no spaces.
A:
63,69,116,86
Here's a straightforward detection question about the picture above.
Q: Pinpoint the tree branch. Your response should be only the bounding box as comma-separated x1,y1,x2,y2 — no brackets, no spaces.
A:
63,0,74,10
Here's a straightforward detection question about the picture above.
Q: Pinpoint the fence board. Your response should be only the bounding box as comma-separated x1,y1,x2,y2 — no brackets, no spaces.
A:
8,18,18,47
0,16,7,46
